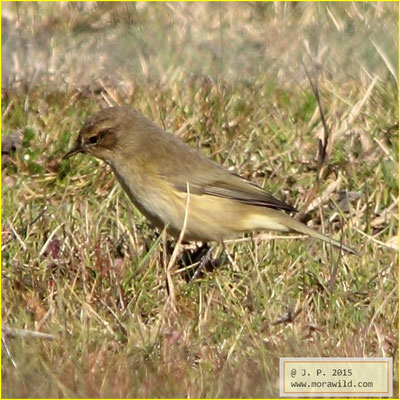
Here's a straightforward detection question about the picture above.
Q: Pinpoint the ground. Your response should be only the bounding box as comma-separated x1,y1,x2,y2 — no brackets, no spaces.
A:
1,2,398,398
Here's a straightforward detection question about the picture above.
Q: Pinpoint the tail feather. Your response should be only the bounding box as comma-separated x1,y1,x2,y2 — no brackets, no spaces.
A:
258,210,357,255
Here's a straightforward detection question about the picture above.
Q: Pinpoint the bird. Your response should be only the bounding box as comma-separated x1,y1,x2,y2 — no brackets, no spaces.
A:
63,105,356,255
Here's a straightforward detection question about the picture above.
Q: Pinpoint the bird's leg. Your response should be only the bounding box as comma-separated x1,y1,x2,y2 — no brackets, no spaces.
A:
191,245,214,281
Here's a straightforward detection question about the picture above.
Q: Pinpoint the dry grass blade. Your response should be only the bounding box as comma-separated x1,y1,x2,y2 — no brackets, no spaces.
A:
298,61,336,218
354,227,398,251
165,182,191,314
305,177,342,214
334,76,379,140
2,326,57,340
302,61,331,177
371,40,398,87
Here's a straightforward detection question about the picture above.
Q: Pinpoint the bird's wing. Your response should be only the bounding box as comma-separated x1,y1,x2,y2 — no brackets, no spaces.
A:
173,171,297,213
156,134,297,213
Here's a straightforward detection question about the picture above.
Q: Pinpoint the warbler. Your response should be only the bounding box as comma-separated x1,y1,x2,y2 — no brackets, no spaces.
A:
63,106,356,254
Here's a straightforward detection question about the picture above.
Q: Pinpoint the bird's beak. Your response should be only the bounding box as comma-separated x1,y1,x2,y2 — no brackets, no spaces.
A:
63,142,84,160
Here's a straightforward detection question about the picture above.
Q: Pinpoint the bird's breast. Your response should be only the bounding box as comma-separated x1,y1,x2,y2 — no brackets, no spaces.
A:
109,160,256,242
110,161,186,233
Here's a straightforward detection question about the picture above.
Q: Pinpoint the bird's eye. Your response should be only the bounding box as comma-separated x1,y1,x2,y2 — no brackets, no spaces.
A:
88,136,98,145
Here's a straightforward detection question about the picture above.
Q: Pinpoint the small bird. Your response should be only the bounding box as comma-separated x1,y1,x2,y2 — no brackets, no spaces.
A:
63,106,356,254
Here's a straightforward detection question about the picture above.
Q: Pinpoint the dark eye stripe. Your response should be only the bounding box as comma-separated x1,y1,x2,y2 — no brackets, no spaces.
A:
98,128,113,138
86,129,112,146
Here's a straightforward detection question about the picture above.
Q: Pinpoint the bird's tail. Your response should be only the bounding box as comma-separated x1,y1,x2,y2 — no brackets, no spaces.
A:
256,209,357,255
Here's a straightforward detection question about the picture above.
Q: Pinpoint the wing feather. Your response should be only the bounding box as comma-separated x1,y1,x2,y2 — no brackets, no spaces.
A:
174,176,297,213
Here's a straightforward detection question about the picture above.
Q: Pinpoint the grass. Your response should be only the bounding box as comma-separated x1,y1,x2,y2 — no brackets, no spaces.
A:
2,2,398,398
